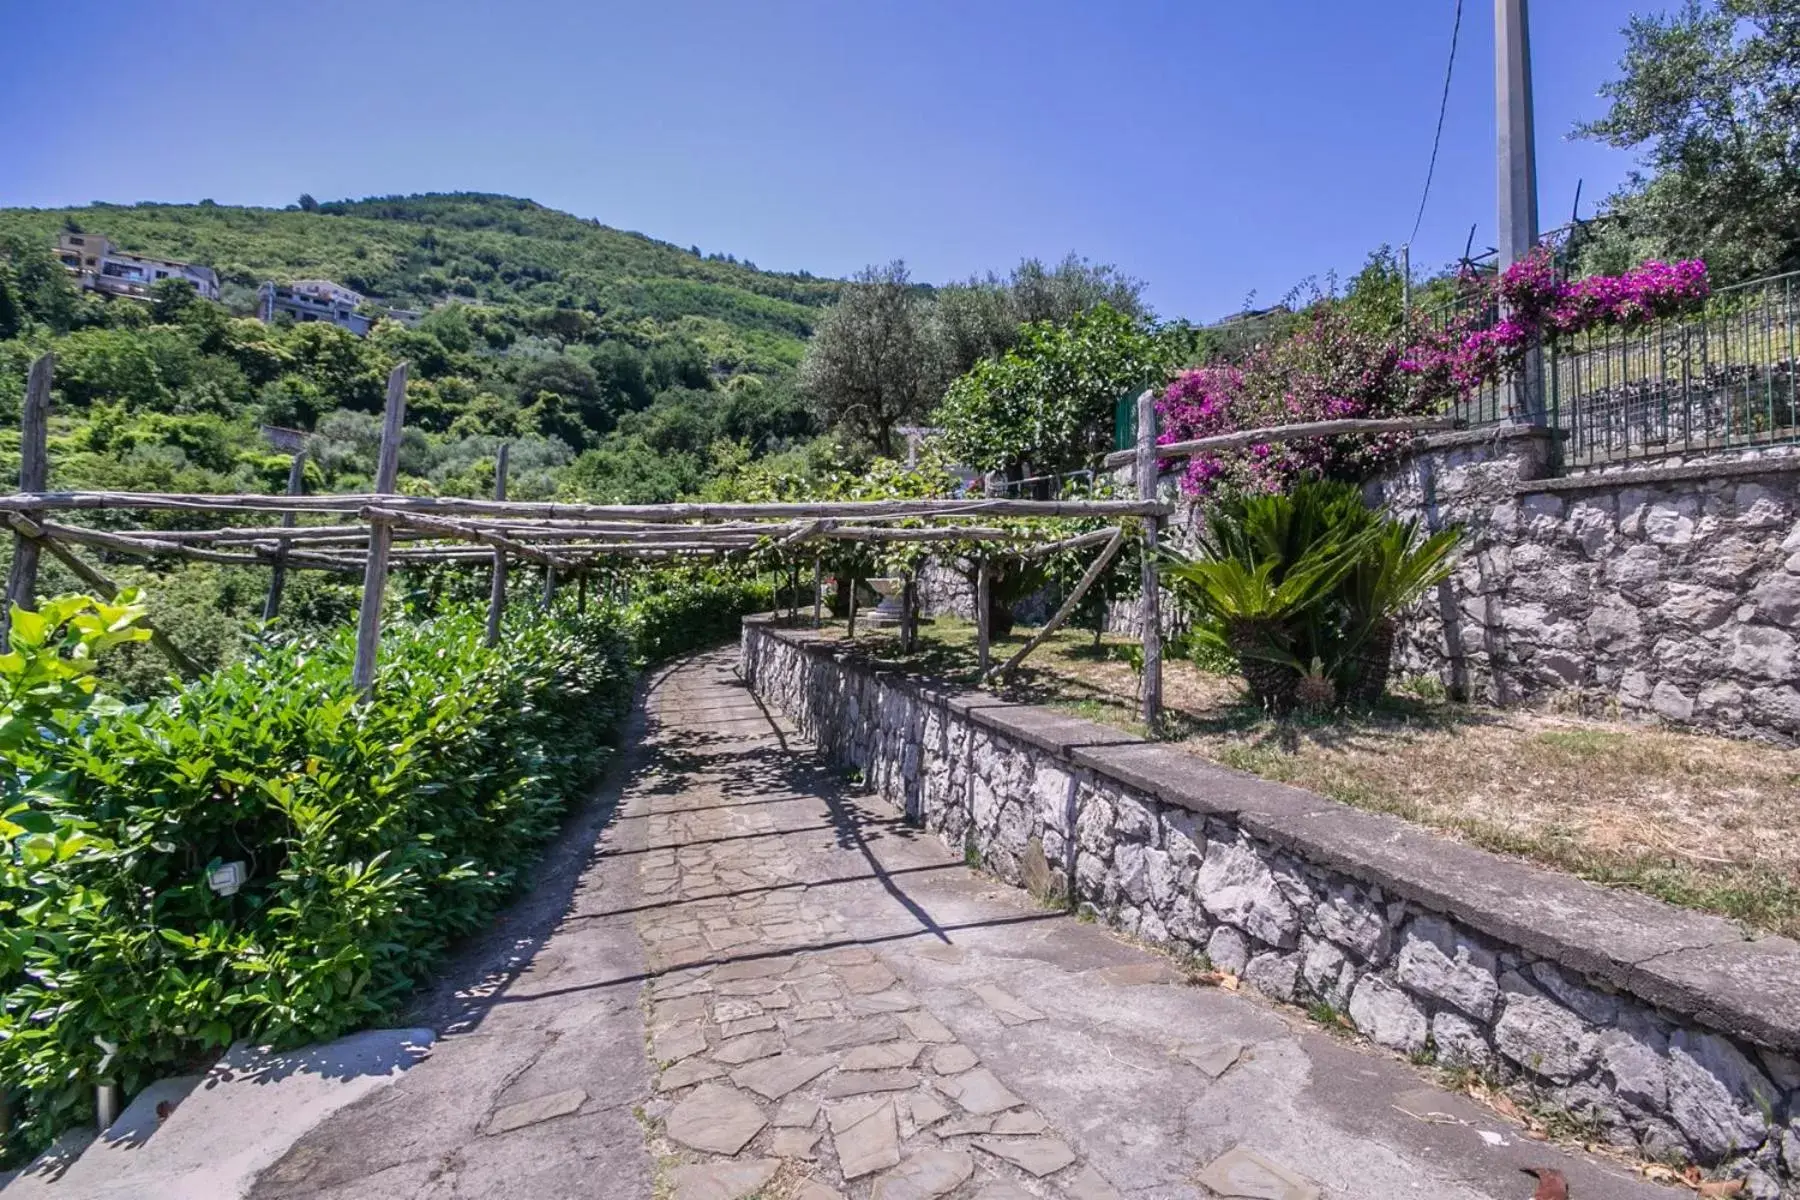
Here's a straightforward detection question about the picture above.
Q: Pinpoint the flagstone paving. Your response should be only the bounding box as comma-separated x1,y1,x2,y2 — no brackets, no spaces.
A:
250,649,1681,1200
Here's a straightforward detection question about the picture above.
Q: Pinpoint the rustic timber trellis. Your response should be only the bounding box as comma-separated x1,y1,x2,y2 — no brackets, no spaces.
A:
0,356,1169,698
1,356,1457,723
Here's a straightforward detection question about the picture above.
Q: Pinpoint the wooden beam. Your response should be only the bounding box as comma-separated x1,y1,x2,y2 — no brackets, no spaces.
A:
900,571,917,653
363,506,569,569
1099,414,1462,470
261,450,307,621
0,494,1174,521
33,520,358,573
487,443,509,647
779,520,823,548
106,523,373,545
820,525,1010,543
1135,389,1163,730
351,363,407,694
993,528,1126,680
6,514,200,679
109,520,1018,548
1013,526,1119,562
4,353,53,632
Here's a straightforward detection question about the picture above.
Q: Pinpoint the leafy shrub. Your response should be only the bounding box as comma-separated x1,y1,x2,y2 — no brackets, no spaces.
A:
0,566,766,1164
622,572,774,663
933,303,1175,477
1165,481,1461,711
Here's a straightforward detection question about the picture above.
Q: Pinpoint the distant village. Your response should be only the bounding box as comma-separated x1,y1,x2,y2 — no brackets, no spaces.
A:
53,233,420,335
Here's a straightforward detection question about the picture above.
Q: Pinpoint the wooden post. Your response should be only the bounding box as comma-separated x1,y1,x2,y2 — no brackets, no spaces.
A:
975,558,991,677
846,569,859,638
1135,388,1163,730
485,443,509,647
350,364,407,694
541,563,556,611
788,563,800,624
812,557,823,626
4,353,53,633
577,571,587,613
900,571,917,653
261,450,306,622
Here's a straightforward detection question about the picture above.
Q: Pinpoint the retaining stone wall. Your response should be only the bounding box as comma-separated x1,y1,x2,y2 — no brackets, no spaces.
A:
1364,430,1800,744
742,617,1800,1195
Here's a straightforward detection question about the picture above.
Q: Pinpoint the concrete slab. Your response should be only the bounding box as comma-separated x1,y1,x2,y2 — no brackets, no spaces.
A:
98,1074,204,1149
15,1029,433,1200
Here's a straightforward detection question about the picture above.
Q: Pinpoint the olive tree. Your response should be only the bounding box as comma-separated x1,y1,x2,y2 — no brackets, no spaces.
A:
1576,0,1800,282
932,253,1147,379
799,261,942,458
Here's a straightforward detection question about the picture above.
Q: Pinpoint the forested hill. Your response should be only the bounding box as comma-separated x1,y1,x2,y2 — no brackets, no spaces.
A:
0,192,840,375
0,192,858,694
0,191,854,512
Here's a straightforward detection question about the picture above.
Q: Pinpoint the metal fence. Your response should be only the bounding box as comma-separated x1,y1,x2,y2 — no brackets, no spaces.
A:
1542,270,1800,467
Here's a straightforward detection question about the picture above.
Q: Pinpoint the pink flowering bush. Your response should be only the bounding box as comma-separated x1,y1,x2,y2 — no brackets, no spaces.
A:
1162,306,1435,494
1161,251,1710,495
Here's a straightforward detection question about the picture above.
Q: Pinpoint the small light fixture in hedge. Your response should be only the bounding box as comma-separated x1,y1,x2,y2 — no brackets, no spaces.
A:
1164,480,1462,712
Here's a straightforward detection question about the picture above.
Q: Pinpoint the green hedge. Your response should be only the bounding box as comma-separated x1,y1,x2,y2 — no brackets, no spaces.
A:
0,574,769,1164
623,574,774,663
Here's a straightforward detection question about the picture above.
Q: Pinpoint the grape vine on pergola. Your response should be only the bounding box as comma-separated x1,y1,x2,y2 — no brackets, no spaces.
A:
2,359,1459,730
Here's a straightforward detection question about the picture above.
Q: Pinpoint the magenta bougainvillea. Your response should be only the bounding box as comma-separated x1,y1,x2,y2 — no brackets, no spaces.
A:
1160,250,1710,495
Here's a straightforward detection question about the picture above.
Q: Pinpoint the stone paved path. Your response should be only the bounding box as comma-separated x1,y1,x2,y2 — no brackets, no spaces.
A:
251,649,1678,1200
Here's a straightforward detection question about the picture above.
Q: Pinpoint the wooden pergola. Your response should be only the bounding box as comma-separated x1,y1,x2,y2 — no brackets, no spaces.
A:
1,359,1176,716
3,356,1460,731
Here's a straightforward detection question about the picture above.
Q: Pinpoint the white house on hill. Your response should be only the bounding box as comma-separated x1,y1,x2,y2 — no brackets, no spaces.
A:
56,234,220,301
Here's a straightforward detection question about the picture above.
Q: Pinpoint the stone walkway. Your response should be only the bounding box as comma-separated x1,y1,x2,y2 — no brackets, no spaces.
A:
250,649,1679,1200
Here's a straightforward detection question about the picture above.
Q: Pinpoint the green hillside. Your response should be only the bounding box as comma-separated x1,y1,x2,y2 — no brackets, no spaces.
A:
0,192,839,375
0,193,846,691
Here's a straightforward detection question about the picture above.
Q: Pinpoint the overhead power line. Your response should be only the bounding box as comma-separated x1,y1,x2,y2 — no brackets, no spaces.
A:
1407,0,1465,248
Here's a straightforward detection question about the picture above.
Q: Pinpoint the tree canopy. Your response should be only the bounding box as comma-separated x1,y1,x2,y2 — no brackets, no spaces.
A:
1576,0,1800,282
798,261,940,458
932,304,1175,477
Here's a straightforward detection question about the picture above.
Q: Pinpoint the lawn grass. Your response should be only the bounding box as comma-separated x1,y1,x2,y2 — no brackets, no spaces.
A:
802,616,1800,939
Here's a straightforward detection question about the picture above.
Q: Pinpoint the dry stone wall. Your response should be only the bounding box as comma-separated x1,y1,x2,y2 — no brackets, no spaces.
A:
742,617,1800,1195
1364,429,1800,743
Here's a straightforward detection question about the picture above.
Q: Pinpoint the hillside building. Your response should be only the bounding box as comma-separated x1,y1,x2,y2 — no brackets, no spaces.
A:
55,234,220,301
259,280,374,336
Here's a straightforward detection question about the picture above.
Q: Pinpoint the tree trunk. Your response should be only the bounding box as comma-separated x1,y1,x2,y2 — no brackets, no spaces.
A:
1228,621,1300,713
1348,617,1397,707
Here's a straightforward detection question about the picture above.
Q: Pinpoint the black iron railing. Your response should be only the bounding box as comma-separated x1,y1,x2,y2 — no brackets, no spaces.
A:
1545,270,1800,466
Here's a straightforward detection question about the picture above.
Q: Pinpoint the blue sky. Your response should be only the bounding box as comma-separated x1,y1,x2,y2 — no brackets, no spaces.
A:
0,1,1648,322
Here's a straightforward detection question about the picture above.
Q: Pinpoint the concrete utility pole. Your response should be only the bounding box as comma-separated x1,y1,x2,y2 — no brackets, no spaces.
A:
1496,0,1544,422
1495,0,1539,270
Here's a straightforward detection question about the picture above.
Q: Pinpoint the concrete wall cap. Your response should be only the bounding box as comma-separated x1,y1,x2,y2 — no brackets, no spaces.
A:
1521,453,1800,495
965,704,1142,757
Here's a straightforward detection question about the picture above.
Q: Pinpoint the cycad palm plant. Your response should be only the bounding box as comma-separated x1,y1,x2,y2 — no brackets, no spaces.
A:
1166,483,1375,710
1166,480,1462,712
1338,517,1463,704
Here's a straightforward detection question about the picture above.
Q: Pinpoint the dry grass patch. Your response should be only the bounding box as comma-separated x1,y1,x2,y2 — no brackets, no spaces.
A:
804,617,1800,938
